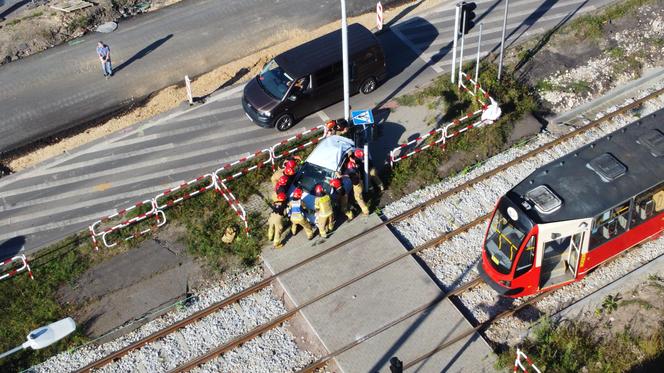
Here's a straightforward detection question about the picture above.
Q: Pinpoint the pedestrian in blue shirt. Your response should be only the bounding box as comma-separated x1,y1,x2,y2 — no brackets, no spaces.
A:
96,41,112,79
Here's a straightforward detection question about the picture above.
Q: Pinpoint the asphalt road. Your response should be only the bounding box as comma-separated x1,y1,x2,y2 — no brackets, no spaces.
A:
0,0,403,154
0,0,616,254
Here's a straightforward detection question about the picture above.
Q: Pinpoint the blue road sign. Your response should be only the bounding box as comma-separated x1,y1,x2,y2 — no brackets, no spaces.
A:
351,109,374,126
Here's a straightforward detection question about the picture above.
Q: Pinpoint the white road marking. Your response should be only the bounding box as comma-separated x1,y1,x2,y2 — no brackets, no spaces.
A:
0,210,117,242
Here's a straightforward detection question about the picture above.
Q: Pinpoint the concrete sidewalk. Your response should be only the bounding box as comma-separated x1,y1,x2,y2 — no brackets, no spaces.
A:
0,0,402,154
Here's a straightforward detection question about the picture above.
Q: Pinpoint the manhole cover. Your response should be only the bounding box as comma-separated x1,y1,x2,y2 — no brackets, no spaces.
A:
95,22,118,33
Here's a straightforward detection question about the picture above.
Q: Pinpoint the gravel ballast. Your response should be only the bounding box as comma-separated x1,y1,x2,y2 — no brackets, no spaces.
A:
34,268,315,372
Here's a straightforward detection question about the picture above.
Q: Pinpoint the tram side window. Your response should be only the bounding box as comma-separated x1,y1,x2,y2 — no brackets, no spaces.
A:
589,200,631,250
515,236,536,277
631,182,664,229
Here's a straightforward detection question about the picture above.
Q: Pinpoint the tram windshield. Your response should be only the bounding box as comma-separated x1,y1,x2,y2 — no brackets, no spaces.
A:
484,209,528,274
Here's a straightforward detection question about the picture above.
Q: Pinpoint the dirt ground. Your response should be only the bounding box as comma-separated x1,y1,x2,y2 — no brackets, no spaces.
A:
505,0,664,114
6,0,440,172
0,0,179,64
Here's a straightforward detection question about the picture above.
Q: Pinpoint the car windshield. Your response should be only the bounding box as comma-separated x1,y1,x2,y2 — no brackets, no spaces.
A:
258,59,293,100
295,162,334,193
484,209,528,274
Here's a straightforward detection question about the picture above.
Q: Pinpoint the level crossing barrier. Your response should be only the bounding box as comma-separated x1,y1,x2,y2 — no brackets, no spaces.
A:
90,199,157,237
214,176,249,233
155,174,215,209
0,254,34,281
514,348,541,373
388,72,498,166
101,210,167,248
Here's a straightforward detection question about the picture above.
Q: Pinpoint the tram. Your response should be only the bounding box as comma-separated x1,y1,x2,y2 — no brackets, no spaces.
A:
478,110,664,297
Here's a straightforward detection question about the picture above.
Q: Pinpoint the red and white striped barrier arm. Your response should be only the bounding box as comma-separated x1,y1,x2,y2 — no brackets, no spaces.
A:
514,348,541,373
155,174,215,210
101,210,167,248
215,148,272,183
90,198,157,237
214,177,250,234
0,254,34,281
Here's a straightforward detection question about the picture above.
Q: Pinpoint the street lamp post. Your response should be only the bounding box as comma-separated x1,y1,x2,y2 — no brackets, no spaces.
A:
0,317,76,360
341,0,350,121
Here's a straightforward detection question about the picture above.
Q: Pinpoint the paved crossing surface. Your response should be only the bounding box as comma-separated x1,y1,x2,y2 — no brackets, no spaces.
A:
0,0,615,254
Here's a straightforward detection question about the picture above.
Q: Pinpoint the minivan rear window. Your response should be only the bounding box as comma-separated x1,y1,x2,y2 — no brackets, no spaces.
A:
258,59,293,100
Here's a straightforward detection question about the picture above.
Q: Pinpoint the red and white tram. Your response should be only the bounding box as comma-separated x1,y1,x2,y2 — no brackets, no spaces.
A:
478,111,664,297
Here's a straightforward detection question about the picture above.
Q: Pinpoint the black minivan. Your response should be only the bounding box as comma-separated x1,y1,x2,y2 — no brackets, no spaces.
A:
242,23,386,131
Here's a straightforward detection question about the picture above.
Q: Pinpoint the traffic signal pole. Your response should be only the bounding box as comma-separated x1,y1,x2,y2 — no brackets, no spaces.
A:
451,3,460,83
341,0,350,121
458,10,466,87
475,23,482,93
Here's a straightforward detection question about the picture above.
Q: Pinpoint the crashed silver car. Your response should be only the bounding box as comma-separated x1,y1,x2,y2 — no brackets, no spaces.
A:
288,135,355,223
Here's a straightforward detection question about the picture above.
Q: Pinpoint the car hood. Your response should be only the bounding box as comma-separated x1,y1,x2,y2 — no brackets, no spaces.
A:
243,77,280,112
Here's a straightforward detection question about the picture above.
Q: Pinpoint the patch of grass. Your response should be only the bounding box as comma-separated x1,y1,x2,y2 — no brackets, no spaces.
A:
0,237,93,371
67,14,95,33
535,79,557,92
613,54,643,75
607,46,625,59
567,0,654,40
566,80,591,94
6,18,21,26
23,11,43,20
496,317,664,373
620,298,655,310
387,61,535,198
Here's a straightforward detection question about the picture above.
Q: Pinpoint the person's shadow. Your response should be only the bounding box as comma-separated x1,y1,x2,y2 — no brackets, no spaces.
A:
0,236,26,261
112,34,174,75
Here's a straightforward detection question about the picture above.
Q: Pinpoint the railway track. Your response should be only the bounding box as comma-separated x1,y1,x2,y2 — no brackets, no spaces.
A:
77,86,664,372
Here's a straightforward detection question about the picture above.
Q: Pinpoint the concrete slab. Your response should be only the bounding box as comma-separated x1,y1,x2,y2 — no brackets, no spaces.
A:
263,214,495,372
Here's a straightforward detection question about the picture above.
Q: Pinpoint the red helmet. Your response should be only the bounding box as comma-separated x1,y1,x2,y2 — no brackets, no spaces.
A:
293,187,303,199
284,159,297,169
275,192,287,202
330,178,342,189
314,184,325,195
277,175,290,186
325,120,336,129
354,148,364,159
284,167,295,176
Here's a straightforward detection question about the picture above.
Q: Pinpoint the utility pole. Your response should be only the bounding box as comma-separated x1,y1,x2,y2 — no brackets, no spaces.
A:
498,0,509,80
341,0,350,121
451,3,461,83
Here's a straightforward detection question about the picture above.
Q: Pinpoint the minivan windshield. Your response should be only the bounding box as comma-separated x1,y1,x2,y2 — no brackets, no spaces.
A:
258,59,293,100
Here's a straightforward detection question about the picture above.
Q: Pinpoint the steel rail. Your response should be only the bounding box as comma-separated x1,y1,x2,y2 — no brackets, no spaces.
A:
169,215,489,372
79,85,664,372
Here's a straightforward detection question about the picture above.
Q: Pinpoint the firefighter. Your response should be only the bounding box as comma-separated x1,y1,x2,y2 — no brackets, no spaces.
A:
330,177,353,220
347,148,384,192
288,187,314,240
324,118,350,137
314,184,335,238
272,175,291,202
271,159,298,185
350,171,370,216
267,192,287,248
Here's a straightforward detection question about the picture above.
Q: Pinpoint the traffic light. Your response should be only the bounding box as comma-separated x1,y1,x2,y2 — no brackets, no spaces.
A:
460,2,477,34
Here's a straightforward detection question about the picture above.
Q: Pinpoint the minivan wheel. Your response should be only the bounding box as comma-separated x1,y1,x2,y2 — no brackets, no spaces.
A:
360,77,377,94
275,114,294,131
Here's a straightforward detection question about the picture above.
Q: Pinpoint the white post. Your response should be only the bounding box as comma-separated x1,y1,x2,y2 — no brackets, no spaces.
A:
341,0,350,121
185,75,194,106
458,10,466,87
364,143,369,191
451,3,461,83
498,0,509,80
475,23,482,93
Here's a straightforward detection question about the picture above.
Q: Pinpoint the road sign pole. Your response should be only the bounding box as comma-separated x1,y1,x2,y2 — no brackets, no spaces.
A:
498,0,509,80
341,0,350,121
458,10,466,87
451,3,460,83
185,75,194,106
475,23,482,93
376,1,383,30
364,143,369,191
